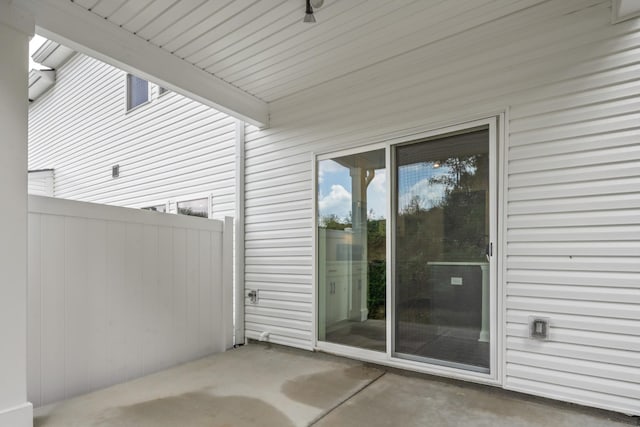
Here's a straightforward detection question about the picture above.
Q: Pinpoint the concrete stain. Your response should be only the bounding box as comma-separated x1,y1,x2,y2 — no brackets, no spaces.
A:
92,391,295,427
282,365,382,409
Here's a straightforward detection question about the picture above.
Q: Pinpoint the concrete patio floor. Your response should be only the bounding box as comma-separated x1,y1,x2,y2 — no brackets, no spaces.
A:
34,343,637,427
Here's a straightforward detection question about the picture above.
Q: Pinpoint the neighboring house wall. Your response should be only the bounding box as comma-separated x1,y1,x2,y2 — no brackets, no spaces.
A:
28,52,237,219
243,0,640,416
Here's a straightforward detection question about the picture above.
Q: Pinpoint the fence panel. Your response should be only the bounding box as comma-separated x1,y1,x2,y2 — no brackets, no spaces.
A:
27,195,233,407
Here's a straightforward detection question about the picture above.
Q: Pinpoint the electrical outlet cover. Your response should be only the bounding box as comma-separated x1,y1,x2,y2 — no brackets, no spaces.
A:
529,316,550,340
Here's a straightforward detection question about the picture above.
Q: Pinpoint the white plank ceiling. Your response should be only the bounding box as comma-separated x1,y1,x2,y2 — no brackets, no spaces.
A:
66,0,550,103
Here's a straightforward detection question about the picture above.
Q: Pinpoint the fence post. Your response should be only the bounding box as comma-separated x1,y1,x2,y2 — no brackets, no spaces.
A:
223,216,234,350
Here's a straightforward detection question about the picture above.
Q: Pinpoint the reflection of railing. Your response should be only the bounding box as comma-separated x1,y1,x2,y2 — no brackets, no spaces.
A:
426,262,489,342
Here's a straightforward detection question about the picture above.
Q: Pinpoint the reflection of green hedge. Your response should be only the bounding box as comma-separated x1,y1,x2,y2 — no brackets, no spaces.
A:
368,260,386,319
367,219,386,320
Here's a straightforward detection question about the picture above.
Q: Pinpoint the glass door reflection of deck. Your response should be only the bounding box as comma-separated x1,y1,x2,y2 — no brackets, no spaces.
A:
426,262,490,343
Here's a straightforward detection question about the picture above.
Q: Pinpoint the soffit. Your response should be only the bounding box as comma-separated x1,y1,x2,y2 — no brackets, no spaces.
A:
67,0,551,103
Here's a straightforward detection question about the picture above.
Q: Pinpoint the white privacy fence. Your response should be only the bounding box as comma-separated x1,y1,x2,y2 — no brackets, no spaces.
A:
27,195,233,407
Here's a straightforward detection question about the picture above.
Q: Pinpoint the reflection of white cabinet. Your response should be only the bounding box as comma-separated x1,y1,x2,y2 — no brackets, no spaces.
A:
427,261,489,342
325,261,349,326
318,228,369,339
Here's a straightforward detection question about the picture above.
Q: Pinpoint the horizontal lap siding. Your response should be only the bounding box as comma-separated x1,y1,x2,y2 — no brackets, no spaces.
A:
28,54,236,218
244,0,640,414
244,117,313,348
505,22,640,414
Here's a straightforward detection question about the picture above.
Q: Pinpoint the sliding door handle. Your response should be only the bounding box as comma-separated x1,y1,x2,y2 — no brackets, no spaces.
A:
485,243,493,262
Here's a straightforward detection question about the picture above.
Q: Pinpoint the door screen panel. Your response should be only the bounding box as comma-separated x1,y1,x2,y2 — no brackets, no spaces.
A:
394,129,490,371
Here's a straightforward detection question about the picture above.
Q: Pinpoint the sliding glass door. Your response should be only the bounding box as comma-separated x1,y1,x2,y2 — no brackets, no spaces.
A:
393,128,492,372
316,120,497,376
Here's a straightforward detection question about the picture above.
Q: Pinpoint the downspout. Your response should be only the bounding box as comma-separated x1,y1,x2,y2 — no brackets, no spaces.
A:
234,120,246,345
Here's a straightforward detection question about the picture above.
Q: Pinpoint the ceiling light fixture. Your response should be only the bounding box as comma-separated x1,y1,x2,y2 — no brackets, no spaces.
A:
303,0,324,23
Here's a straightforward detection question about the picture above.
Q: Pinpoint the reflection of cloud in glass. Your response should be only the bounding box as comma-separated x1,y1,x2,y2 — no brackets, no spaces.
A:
398,178,446,211
367,169,386,219
318,159,345,185
318,159,387,221
398,163,449,211
319,184,352,219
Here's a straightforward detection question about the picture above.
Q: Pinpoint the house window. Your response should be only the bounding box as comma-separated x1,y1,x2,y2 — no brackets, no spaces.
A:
177,198,209,218
126,74,149,110
142,204,167,213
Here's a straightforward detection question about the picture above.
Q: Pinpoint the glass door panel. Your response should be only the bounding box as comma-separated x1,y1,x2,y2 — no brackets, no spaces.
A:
394,128,491,372
317,149,386,352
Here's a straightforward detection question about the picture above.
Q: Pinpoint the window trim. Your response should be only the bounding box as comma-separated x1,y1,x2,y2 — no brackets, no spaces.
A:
172,193,213,219
141,202,169,213
126,73,150,112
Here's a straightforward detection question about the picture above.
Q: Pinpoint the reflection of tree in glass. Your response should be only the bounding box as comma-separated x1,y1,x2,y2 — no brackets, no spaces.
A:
399,154,486,259
367,219,386,319
433,154,487,261
396,154,488,308
319,212,351,229
428,156,479,190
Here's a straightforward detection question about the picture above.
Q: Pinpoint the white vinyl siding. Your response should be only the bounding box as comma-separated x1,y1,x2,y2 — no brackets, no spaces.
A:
28,170,54,197
28,53,236,219
243,0,640,415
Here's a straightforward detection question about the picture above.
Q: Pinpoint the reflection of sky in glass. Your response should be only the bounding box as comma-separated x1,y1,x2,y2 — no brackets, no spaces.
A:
319,158,476,220
318,160,387,221
397,162,450,212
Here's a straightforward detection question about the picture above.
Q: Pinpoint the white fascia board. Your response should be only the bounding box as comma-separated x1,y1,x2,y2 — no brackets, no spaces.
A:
612,0,640,23
18,0,269,127
32,40,75,69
